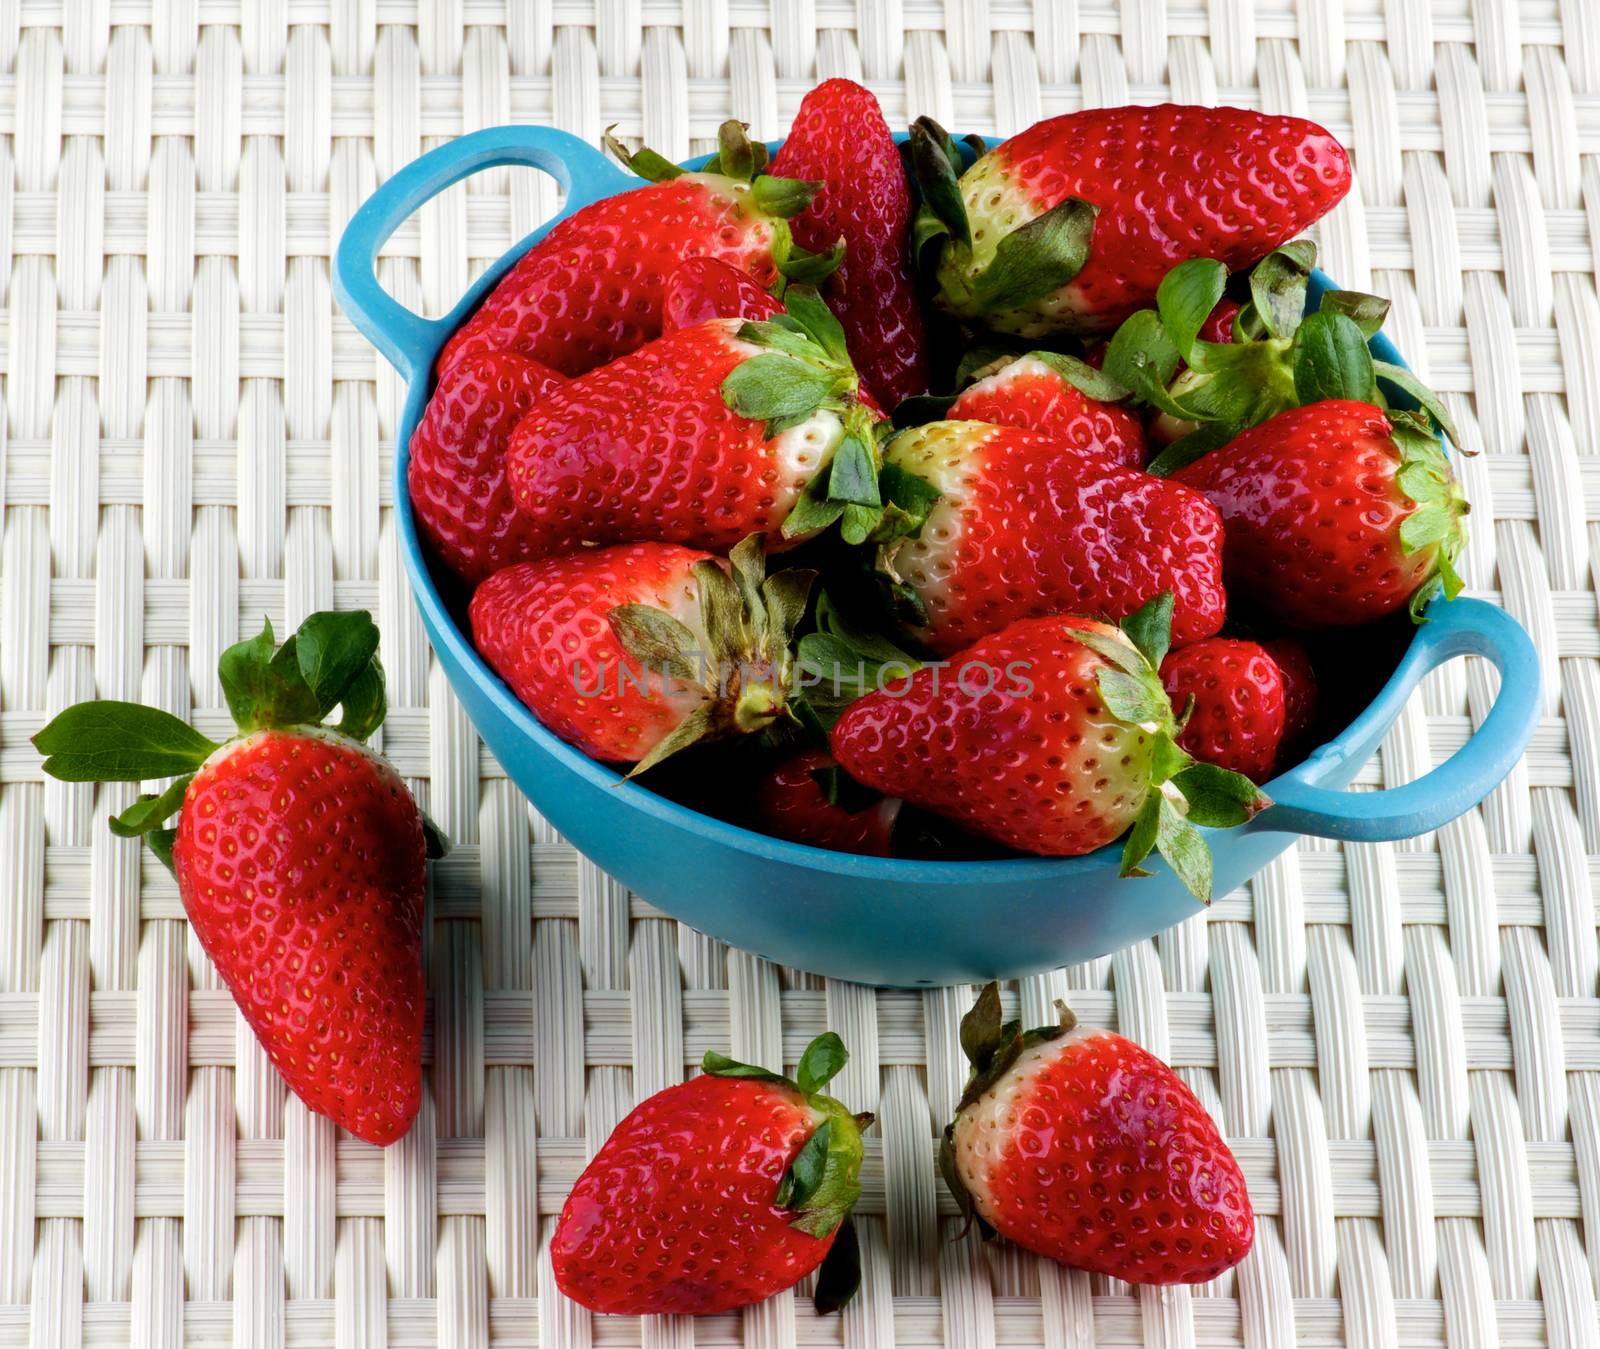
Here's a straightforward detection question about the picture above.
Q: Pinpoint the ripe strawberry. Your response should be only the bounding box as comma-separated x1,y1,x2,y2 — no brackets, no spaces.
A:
1173,400,1469,625
1263,637,1319,761
879,421,1225,654
830,600,1268,895
945,352,1145,469
911,106,1350,336
1161,638,1287,784
553,1032,870,1315
406,350,565,586
34,612,439,1145
941,984,1254,1284
505,291,920,558
438,121,838,378
471,537,814,773
662,255,785,331
755,749,901,856
1199,298,1242,344
770,78,928,408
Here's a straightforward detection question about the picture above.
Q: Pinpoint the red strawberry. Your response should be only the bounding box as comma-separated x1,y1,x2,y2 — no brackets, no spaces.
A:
34,613,436,1145
830,602,1268,894
1161,638,1287,783
941,985,1254,1284
911,107,1349,337
471,537,814,772
505,292,917,559
1199,298,1241,344
755,749,901,856
407,351,565,585
1263,637,1319,760
1174,400,1468,625
552,1033,870,1315
946,352,1145,469
662,255,785,331
879,421,1225,654
770,78,928,407
438,121,836,378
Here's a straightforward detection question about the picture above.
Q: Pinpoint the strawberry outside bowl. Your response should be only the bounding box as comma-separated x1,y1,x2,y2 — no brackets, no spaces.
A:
333,123,1541,988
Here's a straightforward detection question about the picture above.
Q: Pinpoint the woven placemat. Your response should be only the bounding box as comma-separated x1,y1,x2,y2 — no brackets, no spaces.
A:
2,5,1597,1346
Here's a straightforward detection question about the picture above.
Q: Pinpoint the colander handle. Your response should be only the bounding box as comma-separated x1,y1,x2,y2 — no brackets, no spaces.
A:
1263,597,1540,842
332,124,635,383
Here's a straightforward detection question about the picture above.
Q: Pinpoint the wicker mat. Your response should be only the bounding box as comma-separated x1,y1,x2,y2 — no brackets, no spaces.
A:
2,4,1598,1346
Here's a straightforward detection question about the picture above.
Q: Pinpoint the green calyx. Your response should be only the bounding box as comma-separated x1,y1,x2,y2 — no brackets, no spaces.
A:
1105,243,1462,478
1061,595,1270,904
30,611,437,876
938,981,1078,1239
794,591,925,730
720,287,937,547
703,1031,872,1312
1393,412,1471,619
605,118,824,223
909,116,1097,319
607,534,817,776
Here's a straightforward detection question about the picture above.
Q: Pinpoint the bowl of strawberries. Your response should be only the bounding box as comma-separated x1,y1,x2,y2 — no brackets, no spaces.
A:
335,85,1540,987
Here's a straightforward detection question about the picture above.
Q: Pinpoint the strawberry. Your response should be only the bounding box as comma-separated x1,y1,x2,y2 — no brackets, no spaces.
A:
1173,400,1469,625
406,350,566,586
770,78,929,408
945,351,1145,469
1263,637,1319,761
1198,298,1241,344
505,291,924,558
829,600,1268,896
941,984,1254,1284
552,1032,870,1315
33,612,441,1145
755,749,901,856
438,121,838,378
878,420,1225,654
911,106,1350,337
1160,638,1287,784
662,255,785,331
471,536,814,773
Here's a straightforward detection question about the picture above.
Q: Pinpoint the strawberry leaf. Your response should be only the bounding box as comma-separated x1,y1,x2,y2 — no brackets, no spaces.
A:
1060,625,1146,678
812,1216,862,1315
781,477,846,539
908,116,971,249
1030,350,1131,404
827,431,881,507
721,353,841,430
959,981,1006,1068
760,568,817,649
147,827,178,877
421,808,452,860
1103,311,1185,415
780,286,849,364
970,196,1097,312
796,1032,848,1095
1145,420,1241,477
607,604,703,684
939,1124,995,1241
296,610,382,719
1171,762,1270,827
1399,504,1455,552
1157,258,1228,364
1119,794,1162,879
1156,796,1214,903
108,774,193,837
717,119,757,182
1149,730,1195,786
1249,240,1317,340
1292,311,1378,406
777,1119,831,1209
750,174,822,218
335,656,387,742
1097,669,1167,726
626,704,717,778
34,701,219,782
602,128,683,182
772,228,845,285
701,1050,793,1086
1374,361,1460,446
1120,592,1174,671
1320,289,1391,338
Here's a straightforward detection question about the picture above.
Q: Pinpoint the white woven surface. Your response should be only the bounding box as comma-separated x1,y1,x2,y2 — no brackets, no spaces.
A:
1,4,1598,1346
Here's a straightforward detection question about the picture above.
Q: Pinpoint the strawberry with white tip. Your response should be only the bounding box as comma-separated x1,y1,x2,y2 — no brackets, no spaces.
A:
942,983,1254,1284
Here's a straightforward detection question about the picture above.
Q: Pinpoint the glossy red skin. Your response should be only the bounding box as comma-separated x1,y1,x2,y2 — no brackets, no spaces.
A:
1174,401,1435,626
830,616,1155,856
947,358,1145,468
662,256,785,331
1198,298,1241,345
552,1074,832,1315
470,543,711,764
983,105,1350,329
755,749,900,856
175,731,425,1145
438,177,783,377
1263,637,1320,762
886,422,1226,654
505,321,846,557
1161,638,1286,784
771,78,928,407
953,1028,1254,1284
407,352,566,586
